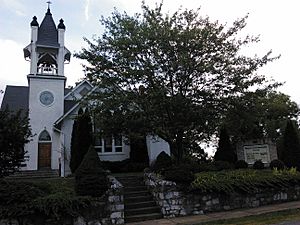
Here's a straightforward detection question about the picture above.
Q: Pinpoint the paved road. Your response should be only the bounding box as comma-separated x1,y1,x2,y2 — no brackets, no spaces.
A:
126,200,300,225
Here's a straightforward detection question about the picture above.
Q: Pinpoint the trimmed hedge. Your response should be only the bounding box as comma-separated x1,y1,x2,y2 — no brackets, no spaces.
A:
235,160,248,169
151,151,172,172
253,160,264,170
75,146,108,197
0,178,104,223
191,168,300,194
270,159,285,170
164,166,195,184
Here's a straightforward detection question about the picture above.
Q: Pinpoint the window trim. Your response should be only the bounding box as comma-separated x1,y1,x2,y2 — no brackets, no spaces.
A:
94,135,124,154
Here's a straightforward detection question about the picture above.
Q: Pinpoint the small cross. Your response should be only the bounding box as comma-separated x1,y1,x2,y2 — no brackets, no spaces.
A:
46,1,52,9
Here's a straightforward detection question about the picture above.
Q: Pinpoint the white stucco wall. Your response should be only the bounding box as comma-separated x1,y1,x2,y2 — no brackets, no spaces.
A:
146,135,171,164
24,76,65,171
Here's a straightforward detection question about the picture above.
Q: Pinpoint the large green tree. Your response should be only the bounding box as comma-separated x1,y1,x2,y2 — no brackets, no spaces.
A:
223,90,299,143
77,2,279,163
0,108,32,177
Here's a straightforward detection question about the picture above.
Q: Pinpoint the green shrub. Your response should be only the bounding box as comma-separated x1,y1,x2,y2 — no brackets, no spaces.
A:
235,160,248,169
192,169,300,194
0,178,101,222
253,160,264,170
191,162,217,172
101,159,130,173
0,180,45,219
151,151,172,172
164,166,194,184
75,146,108,197
213,161,234,171
270,159,285,170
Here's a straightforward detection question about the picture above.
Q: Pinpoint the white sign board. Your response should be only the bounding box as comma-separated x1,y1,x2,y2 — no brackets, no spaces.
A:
243,144,270,164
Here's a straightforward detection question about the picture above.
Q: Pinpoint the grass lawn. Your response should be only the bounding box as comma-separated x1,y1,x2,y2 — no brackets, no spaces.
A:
194,208,300,225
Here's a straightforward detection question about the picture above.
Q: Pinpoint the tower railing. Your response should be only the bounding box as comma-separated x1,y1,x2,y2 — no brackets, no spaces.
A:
37,66,58,75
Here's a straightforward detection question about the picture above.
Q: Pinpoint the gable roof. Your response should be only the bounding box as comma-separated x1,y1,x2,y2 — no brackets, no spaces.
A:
54,85,97,127
1,86,29,113
36,9,59,48
64,80,94,100
1,85,76,115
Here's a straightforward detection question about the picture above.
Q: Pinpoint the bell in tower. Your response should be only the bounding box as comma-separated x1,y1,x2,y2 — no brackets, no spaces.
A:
23,5,70,77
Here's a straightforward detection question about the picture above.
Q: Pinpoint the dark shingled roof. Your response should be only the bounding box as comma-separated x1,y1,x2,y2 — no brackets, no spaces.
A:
1,86,29,113
36,9,59,48
1,86,77,115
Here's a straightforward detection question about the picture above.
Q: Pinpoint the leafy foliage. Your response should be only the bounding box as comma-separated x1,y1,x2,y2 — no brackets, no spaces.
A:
281,120,300,169
235,160,248,169
192,168,300,194
224,91,299,142
0,179,104,223
0,107,32,177
75,146,108,197
76,2,279,163
101,159,148,172
270,159,285,170
129,135,149,165
253,160,264,170
70,108,93,173
151,151,172,172
214,127,236,163
164,165,195,184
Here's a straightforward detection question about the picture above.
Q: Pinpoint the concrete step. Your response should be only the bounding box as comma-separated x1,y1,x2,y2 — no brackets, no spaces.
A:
6,170,59,179
125,190,151,198
125,206,161,216
124,195,153,203
125,212,162,223
124,185,147,192
126,201,157,210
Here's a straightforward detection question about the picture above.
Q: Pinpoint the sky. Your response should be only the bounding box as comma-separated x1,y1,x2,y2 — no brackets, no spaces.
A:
0,0,300,106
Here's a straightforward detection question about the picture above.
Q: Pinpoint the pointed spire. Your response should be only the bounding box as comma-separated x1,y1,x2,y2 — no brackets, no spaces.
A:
46,1,52,15
58,19,66,29
30,16,39,26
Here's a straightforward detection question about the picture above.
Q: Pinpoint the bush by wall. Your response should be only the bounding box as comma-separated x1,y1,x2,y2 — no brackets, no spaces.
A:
235,160,248,169
270,159,285,170
164,165,195,184
253,160,264,170
0,179,103,224
151,151,172,172
191,168,300,194
75,146,108,197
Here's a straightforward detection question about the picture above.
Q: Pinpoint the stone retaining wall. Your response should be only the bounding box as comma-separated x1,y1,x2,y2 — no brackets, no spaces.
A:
144,172,300,218
0,175,124,225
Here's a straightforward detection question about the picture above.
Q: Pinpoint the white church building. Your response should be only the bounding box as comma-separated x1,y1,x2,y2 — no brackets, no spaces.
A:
1,7,170,177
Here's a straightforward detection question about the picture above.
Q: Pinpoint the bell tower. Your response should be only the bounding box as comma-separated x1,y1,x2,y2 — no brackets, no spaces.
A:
23,4,71,171
23,7,70,76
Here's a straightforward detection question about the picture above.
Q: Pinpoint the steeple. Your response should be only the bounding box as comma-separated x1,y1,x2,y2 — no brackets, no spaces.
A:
23,5,70,77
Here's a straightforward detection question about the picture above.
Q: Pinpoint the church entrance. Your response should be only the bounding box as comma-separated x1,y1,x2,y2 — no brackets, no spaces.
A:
38,130,52,169
38,143,51,169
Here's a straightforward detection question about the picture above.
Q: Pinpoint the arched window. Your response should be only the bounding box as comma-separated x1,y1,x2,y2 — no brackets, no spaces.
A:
39,130,51,142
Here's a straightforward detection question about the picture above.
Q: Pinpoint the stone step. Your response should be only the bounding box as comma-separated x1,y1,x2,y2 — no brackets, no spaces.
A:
126,201,157,210
119,180,144,186
125,212,162,223
124,195,153,203
125,206,161,216
125,190,151,198
124,185,146,192
6,170,59,179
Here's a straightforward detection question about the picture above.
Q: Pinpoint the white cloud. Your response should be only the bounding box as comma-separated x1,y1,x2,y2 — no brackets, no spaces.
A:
85,0,91,21
2,0,26,17
0,39,28,104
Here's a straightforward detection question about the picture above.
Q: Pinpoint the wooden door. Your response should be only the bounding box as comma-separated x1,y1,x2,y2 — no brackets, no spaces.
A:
38,143,51,169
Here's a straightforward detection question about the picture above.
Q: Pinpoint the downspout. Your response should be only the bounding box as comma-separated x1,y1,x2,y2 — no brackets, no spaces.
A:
53,126,65,177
